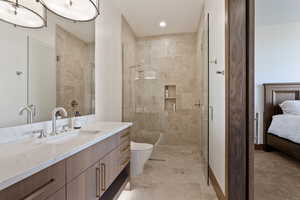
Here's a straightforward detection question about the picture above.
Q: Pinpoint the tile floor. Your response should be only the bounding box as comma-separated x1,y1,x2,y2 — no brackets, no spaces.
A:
118,146,300,200
118,145,218,200
255,150,300,200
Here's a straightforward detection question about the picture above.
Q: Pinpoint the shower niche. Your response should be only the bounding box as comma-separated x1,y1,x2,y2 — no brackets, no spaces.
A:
164,85,176,112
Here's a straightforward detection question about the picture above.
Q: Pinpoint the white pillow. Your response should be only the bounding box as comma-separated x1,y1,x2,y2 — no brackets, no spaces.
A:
279,100,300,115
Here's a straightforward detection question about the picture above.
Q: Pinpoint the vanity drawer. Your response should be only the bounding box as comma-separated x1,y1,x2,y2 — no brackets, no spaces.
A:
66,134,119,182
119,128,130,145
119,139,130,155
0,161,66,200
120,150,130,171
92,134,119,163
119,144,130,172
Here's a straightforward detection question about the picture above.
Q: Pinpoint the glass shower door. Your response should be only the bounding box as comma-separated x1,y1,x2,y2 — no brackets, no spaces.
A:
199,13,210,185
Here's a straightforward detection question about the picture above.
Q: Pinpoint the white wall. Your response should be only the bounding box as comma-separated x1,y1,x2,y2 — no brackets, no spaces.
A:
255,22,300,143
206,0,226,194
0,25,28,127
95,0,123,121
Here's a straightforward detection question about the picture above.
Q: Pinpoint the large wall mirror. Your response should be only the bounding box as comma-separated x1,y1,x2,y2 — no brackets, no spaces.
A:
0,12,95,128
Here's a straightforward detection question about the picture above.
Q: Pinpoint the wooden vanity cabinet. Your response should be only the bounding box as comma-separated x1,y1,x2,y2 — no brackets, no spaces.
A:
66,134,119,183
67,144,128,199
0,161,66,200
0,128,131,200
66,129,131,200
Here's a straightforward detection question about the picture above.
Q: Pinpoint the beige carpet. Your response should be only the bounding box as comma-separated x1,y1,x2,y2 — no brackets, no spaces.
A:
255,150,300,200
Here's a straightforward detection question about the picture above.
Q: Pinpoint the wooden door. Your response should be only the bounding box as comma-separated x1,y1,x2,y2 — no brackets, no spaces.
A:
66,162,101,200
225,0,255,199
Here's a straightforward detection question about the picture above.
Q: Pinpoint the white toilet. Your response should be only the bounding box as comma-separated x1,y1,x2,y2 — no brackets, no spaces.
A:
130,141,154,177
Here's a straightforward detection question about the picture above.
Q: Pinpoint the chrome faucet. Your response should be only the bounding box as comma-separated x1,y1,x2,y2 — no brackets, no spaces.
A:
19,105,35,124
52,107,68,134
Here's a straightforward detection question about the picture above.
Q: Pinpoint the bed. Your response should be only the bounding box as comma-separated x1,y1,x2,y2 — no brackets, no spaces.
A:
264,83,300,160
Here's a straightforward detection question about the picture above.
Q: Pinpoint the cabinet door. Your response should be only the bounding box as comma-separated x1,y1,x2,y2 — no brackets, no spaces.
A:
67,162,101,200
47,187,65,200
100,148,120,196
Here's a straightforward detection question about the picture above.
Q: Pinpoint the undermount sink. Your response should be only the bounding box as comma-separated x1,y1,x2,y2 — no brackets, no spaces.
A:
35,131,80,144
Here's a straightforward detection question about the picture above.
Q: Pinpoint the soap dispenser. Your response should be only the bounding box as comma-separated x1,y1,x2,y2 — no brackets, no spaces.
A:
74,111,82,129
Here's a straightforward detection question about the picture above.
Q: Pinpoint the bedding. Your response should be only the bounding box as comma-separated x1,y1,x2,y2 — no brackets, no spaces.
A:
268,114,300,144
279,100,300,115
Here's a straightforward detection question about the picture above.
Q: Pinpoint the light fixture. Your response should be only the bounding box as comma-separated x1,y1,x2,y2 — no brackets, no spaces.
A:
40,0,99,22
159,21,167,28
0,0,46,28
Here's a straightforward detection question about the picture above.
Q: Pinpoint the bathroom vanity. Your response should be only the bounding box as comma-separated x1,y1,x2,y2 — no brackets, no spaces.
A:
0,3,133,199
0,4,133,199
0,122,131,200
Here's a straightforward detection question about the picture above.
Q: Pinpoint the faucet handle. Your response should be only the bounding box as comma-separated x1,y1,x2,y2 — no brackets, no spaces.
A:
56,125,70,134
33,129,46,138
62,124,70,132
29,104,37,117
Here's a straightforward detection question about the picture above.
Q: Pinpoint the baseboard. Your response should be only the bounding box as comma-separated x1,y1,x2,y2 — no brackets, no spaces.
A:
209,166,226,200
255,144,264,150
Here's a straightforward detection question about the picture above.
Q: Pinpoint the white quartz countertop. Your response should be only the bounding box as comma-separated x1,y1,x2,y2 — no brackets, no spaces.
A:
0,121,132,191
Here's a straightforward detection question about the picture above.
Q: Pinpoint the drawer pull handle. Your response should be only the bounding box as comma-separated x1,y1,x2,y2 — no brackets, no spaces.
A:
121,132,130,138
22,179,54,200
101,163,106,191
96,167,100,197
121,145,130,153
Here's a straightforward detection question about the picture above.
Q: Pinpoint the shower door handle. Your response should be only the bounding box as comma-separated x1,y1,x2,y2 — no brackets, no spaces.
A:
194,99,202,108
194,103,201,107
216,70,225,75
209,59,218,64
209,106,214,121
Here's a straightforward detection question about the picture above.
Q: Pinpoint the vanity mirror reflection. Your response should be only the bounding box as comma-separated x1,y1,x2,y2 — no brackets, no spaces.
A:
0,12,95,128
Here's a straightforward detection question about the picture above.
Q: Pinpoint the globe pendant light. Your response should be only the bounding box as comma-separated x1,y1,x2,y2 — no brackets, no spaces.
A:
0,0,46,28
40,0,99,22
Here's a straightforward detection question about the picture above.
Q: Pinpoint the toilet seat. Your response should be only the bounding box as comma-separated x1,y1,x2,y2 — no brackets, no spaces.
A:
131,142,153,151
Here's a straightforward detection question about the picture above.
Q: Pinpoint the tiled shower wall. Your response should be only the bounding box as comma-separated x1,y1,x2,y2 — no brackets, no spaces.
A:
122,19,201,145
56,26,95,116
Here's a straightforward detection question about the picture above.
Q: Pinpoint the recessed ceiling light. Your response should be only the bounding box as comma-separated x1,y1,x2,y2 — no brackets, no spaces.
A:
159,21,167,28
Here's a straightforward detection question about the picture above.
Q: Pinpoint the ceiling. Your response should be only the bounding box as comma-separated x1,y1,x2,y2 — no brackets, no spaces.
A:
120,0,204,37
256,0,300,26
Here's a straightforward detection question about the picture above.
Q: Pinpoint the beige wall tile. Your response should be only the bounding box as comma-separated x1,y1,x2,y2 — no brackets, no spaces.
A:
56,26,94,116
122,19,202,145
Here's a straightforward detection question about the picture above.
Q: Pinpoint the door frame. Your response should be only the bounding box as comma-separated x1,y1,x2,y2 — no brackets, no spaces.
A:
225,0,254,199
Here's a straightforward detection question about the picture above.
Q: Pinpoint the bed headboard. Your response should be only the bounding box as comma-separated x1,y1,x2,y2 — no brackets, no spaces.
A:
264,83,300,141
